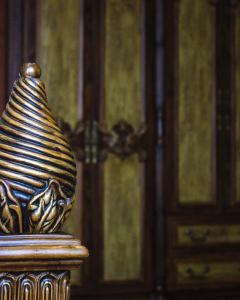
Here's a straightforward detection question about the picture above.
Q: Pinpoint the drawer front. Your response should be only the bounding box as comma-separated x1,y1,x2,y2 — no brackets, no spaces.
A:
177,225,240,246
177,262,240,285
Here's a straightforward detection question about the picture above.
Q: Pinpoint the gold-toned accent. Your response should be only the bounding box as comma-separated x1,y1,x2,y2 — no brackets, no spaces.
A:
28,179,73,233
0,271,70,300
0,63,76,233
21,63,42,79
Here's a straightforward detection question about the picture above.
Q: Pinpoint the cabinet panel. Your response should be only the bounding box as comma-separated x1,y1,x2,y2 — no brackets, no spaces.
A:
36,0,82,284
37,0,80,128
103,0,143,281
178,0,215,204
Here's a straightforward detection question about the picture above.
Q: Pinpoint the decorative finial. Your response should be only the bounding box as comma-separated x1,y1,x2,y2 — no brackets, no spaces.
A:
0,63,77,233
21,62,41,78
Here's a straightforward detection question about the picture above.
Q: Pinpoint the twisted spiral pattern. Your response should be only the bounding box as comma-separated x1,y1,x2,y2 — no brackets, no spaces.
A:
0,64,76,204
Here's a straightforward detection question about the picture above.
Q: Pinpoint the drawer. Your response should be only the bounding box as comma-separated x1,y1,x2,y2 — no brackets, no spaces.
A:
176,261,240,285
176,224,240,246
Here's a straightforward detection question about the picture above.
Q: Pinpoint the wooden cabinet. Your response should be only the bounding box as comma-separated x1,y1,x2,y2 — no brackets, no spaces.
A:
5,0,240,299
163,0,240,299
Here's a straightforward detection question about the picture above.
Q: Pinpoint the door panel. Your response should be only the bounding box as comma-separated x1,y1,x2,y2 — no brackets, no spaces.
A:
178,0,215,205
103,0,144,281
36,0,83,285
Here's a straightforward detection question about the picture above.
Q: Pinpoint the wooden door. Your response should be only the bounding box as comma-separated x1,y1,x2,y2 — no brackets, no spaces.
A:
34,0,157,298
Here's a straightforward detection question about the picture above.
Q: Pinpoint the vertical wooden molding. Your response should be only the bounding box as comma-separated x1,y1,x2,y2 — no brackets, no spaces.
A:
8,0,23,95
215,1,234,207
0,0,8,114
8,0,37,95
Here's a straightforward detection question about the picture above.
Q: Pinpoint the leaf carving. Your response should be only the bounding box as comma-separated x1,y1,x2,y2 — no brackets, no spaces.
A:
0,180,22,233
27,179,73,233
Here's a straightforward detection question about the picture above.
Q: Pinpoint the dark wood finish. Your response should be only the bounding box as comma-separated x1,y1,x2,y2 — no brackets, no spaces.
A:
0,0,8,114
215,0,235,210
8,0,36,94
81,0,103,287
0,271,70,300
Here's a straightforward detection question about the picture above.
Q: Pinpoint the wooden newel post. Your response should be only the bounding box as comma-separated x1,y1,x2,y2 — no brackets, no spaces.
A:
0,63,88,299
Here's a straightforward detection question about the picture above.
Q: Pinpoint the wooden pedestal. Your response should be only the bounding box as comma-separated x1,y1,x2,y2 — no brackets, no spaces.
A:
0,234,88,299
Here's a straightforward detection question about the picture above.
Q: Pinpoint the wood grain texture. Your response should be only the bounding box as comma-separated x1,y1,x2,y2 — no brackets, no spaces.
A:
36,1,82,283
103,0,143,281
0,234,88,272
37,0,80,128
103,155,142,280
178,0,214,204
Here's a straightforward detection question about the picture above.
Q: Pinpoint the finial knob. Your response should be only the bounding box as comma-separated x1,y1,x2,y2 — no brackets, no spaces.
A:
0,63,77,233
21,62,41,78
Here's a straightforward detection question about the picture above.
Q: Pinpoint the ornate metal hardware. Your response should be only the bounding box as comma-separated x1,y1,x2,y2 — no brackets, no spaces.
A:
59,119,147,163
186,229,211,243
98,119,147,161
186,266,210,280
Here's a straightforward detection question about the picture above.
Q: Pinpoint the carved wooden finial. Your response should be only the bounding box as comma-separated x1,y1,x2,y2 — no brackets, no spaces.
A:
0,63,77,233
0,63,88,300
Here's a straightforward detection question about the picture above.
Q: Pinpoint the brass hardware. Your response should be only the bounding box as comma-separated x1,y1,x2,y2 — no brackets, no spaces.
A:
0,63,76,233
186,229,210,243
60,119,148,163
98,119,147,161
186,266,210,280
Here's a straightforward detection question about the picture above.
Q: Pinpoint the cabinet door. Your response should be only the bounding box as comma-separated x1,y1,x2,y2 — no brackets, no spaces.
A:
35,0,156,298
165,0,217,209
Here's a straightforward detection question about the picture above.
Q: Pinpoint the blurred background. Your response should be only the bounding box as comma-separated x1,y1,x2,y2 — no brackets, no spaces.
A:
1,0,240,299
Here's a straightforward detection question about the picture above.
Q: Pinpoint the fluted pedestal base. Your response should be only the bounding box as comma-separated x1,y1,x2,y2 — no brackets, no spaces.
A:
0,234,88,300
0,271,70,300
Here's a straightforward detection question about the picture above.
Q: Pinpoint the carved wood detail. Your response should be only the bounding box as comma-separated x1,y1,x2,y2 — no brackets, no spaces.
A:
0,271,70,300
0,63,77,234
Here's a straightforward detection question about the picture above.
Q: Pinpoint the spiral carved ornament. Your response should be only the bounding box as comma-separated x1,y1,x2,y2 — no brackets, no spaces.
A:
0,63,76,233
